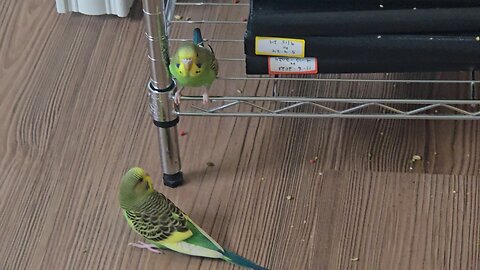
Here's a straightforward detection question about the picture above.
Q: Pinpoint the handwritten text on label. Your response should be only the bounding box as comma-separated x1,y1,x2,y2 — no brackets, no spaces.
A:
268,57,318,74
256,37,305,57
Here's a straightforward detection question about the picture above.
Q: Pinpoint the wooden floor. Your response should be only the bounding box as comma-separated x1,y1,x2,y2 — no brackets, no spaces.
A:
1,1,479,270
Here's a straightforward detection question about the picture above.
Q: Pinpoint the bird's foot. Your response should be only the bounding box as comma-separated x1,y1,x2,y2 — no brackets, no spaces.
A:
202,92,210,105
128,241,163,254
174,92,182,105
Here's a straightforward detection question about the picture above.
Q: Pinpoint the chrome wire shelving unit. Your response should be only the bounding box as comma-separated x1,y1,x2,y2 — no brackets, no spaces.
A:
141,0,480,187
165,0,480,120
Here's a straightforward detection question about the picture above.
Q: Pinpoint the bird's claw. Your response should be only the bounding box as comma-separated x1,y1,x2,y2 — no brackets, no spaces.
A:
128,241,163,254
174,92,182,105
202,93,210,105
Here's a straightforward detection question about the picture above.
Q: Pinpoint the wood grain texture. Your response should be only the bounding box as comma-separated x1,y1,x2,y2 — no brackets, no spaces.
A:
1,1,480,269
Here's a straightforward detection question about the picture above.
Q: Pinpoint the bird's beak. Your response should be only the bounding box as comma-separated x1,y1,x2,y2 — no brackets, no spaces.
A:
182,58,192,70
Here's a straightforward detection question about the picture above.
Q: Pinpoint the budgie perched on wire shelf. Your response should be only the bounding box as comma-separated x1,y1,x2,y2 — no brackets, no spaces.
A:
119,167,268,270
169,27,218,105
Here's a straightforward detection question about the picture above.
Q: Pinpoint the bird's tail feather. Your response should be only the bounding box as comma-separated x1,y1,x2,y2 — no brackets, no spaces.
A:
193,28,204,46
223,249,268,270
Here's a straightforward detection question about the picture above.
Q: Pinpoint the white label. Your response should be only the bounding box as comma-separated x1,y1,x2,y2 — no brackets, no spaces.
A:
255,37,305,57
268,57,317,74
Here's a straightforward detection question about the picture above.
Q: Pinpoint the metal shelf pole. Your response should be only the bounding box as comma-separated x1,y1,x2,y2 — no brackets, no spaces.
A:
143,0,183,187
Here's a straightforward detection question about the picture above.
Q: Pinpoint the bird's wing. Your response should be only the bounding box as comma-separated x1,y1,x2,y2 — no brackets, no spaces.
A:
211,57,218,76
183,216,224,252
123,192,193,244
160,241,224,259
205,45,218,76
158,216,225,259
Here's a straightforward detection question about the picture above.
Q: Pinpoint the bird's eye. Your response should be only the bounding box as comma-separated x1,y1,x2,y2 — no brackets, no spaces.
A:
195,71,200,74
176,63,180,68
196,63,202,68
138,178,143,182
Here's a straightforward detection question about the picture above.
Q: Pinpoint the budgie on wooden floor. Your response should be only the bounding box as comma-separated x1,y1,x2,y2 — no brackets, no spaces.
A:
169,27,218,105
119,167,268,270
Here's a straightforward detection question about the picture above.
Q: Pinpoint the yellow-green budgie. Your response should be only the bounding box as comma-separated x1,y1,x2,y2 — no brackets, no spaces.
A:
169,28,218,105
119,167,267,270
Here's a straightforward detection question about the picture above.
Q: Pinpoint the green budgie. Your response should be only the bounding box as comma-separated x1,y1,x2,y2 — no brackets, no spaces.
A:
169,27,218,105
119,167,267,270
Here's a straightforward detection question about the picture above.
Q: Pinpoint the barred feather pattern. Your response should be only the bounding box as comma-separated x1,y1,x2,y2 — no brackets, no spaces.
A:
211,58,218,76
125,192,189,242
207,45,218,76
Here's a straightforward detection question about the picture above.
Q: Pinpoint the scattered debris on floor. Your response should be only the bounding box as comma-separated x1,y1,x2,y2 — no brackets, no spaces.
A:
351,257,359,262
179,130,187,136
174,14,183,20
408,154,422,170
286,195,294,201
411,155,422,162
206,162,215,167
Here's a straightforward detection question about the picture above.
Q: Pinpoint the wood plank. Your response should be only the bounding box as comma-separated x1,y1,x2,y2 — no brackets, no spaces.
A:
0,1,479,270
310,171,480,270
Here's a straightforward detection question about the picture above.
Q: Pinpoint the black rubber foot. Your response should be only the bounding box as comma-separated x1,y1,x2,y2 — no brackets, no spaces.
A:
163,172,184,188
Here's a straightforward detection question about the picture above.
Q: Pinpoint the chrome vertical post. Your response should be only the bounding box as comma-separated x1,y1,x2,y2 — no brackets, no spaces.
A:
143,0,183,187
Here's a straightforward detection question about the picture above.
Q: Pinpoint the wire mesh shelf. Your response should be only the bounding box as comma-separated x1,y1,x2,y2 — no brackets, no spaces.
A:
177,96,480,120
166,0,480,120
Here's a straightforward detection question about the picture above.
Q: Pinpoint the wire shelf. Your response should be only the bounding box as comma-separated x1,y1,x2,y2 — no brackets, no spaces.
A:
176,96,480,120
167,0,480,120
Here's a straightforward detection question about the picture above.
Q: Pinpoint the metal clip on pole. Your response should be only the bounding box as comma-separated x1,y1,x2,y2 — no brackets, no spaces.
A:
142,0,183,187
